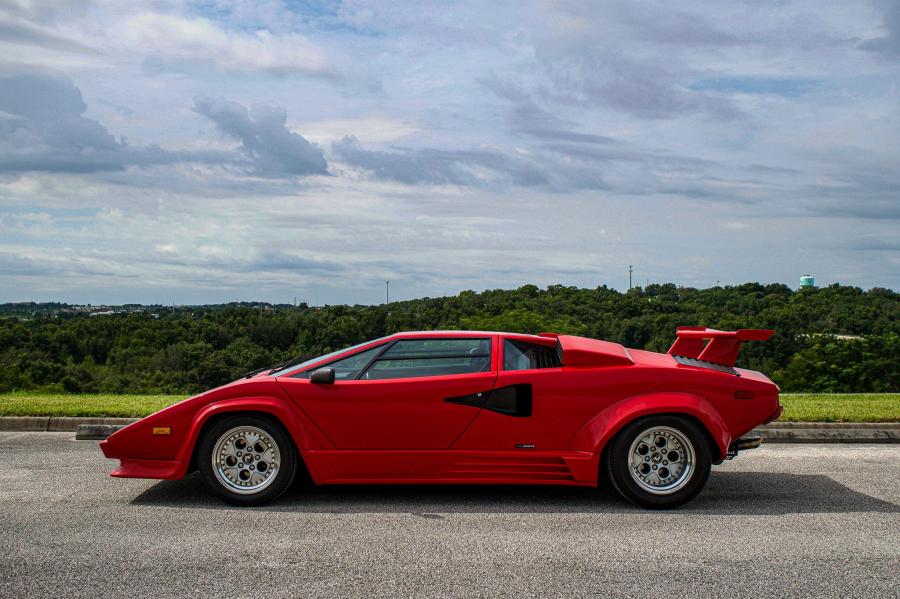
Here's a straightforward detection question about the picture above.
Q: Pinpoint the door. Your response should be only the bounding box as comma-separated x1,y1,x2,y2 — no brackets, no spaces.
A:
278,336,498,449
453,337,605,450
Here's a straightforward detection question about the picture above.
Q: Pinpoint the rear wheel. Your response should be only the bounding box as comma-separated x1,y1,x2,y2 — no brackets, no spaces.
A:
198,415,297,506
606,415,711,509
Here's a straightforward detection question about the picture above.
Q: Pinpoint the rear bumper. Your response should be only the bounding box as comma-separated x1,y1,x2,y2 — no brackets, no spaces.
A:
727,435,762,459
764,404,783,425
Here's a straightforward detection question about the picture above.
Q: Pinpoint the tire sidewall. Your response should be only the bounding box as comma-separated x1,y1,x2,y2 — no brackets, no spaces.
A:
606,414,711,509
198,414,298,506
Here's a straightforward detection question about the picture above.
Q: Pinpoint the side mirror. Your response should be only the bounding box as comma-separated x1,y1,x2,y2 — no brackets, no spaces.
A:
310,367,336,384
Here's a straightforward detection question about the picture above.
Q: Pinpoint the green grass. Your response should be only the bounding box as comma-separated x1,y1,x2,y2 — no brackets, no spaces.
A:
0,392,183,418
0,392,897,422
778,393,899,422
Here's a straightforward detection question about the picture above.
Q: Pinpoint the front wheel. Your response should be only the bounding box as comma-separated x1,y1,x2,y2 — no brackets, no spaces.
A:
606,415,711,509
198,415,298,506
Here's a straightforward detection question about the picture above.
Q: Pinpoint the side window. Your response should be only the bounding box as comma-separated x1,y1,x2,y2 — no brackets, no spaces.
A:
503,339,561,371
382,338,490,357
360,338,491,380
300,345,383,380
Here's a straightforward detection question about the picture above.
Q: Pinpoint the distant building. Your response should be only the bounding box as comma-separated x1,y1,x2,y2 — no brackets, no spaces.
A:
799,274,815,288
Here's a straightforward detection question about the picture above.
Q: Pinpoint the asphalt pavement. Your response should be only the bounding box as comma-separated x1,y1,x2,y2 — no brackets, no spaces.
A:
1,433,898,598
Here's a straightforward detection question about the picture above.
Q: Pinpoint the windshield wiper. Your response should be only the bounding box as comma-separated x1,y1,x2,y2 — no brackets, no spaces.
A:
266,354,314,375
243,354,314,378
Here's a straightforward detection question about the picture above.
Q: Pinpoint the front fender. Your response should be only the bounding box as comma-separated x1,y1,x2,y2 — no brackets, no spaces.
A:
172,396,320,473
571,392,730,460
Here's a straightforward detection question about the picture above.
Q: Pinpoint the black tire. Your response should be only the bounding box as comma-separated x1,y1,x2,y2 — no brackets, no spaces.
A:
605,415,711,509
198,414,298,506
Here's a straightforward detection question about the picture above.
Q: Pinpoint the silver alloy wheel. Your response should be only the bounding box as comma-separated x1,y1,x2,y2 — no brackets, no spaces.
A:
627,425,696,495
212,426,281,495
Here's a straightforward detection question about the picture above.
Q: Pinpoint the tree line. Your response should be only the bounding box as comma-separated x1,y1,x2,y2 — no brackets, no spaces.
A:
1,283,897,394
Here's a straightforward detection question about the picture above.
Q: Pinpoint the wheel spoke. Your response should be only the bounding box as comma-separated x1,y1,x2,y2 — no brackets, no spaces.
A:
211,426,281,495
627,426,696,496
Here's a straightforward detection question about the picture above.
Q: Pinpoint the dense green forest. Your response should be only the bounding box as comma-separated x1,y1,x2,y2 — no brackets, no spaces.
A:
1,283,897,394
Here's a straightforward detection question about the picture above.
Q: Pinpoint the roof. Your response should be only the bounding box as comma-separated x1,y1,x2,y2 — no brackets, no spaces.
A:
392,331,633,366
391,330,550,340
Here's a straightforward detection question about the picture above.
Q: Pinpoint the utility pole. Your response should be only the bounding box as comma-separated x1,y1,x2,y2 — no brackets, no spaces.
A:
628,265,633,291
385,281,390,304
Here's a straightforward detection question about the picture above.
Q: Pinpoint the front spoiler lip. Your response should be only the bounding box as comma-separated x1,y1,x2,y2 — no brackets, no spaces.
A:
101,437,187,480
99,439,114,458
111,458,186,480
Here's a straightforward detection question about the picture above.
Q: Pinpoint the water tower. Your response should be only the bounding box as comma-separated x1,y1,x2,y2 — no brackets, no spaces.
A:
799,274,815,288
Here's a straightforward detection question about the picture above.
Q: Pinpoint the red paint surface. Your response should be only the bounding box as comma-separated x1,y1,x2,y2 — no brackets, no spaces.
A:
101,329,780,487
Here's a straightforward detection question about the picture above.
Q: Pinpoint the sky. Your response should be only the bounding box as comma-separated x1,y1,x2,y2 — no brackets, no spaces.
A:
0,0,898,305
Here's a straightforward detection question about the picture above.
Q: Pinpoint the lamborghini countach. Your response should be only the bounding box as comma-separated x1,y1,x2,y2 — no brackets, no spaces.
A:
100,328,781,508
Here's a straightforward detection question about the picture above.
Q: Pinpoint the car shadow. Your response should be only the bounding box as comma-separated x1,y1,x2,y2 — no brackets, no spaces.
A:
131,470,899,516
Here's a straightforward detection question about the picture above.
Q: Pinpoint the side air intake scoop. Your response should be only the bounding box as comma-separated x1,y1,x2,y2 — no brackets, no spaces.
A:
557,335,634,367
667,327,774,368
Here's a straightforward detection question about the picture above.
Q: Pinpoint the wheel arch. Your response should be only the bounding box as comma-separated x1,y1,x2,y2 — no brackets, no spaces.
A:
572,393,730,464
175,396,319,478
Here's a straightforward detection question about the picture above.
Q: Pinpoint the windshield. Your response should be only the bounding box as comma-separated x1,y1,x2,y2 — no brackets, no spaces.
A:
269,336,391,377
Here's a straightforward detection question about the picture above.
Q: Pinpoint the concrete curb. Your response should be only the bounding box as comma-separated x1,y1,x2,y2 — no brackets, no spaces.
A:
76,424,128,440
752,423,900,443
0,417,137,432
0,417,898,443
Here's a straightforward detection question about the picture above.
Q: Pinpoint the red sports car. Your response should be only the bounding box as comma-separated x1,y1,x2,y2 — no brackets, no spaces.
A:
101,327,781,509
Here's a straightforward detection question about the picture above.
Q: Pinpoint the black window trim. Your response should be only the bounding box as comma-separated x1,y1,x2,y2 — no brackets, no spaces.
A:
353,340,397,379
378,352,491,360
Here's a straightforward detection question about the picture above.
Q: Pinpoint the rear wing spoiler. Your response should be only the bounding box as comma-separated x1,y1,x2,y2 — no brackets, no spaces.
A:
667,327,774,367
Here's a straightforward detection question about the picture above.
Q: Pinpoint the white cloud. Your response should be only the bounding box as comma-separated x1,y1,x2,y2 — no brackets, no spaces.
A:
0,0,898,302
295,115,420,145
119,12,330,75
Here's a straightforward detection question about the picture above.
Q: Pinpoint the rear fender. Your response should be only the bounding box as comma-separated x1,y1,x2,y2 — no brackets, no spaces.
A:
571,392,730,460
172,396,319,478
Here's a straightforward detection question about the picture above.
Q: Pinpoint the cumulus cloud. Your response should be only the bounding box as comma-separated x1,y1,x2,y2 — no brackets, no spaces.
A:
0,70,178,173
193,97,329,177
121,13,330,75
1,0,899,300
860,1,900,56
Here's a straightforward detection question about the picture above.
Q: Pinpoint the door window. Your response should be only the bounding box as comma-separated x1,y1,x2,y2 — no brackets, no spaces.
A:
360,338,491,380
302,345,384,380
